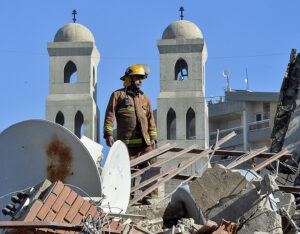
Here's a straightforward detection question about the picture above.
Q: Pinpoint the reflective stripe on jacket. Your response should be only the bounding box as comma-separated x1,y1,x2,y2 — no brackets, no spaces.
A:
104,88,157,147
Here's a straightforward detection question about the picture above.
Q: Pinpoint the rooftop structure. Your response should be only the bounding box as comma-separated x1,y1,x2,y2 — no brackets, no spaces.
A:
208,90,279,151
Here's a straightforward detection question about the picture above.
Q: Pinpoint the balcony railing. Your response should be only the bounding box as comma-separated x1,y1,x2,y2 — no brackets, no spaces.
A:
209,126,243,141
248,119,270,131
209,119,270,141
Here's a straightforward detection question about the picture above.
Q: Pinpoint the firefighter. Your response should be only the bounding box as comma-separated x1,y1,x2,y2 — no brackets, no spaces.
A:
103,64,157,161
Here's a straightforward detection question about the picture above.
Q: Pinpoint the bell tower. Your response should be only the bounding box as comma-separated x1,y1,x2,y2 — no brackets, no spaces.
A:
157,20,208,149
46,23,100,142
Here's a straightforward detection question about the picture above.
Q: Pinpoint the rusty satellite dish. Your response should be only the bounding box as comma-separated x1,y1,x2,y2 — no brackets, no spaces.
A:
100,140,131,213
0,119,102,220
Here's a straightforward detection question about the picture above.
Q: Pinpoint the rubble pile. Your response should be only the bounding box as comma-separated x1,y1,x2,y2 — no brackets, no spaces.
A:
126,164,299,234
1,164,299,233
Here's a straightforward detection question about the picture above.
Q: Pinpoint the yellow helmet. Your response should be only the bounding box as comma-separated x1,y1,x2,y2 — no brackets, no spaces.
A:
120,64,150,80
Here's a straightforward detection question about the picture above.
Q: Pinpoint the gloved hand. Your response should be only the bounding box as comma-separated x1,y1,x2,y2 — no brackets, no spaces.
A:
106,136,114,147
151,140,156,150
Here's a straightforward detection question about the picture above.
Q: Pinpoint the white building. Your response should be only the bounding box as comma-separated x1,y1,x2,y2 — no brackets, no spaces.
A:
208,90,279,151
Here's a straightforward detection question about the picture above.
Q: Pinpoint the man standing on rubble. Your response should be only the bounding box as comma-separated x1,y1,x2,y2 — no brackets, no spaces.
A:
103,64,157,162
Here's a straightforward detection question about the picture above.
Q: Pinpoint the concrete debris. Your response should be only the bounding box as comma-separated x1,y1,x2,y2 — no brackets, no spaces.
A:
136,218,164,233
260,174,279,195
189,164,249,213
292,211,300,229
2,163,300,233
175,218,203,233
274,191,296,217
278,208,297,234
206,183,261,224
238,207,283,234
126,198,173,221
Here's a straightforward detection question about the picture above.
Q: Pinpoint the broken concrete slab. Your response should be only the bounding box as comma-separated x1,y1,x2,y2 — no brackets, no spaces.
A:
126,198,171,221
189,164,249,213
274,191,296,217
205,183,261,224
238,207,283,234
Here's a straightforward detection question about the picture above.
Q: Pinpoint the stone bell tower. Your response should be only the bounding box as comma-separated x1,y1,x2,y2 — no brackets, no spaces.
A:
157,20,209,149
46,23,100,142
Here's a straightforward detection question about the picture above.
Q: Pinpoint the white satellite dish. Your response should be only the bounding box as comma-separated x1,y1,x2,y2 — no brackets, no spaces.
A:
171,185,206,225
222,70,229,77
80,136,103,166
222,70,230,91
0,119,102,220
100,140,130,214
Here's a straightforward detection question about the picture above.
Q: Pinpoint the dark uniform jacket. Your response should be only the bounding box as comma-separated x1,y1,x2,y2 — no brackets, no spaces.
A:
104,88,157,147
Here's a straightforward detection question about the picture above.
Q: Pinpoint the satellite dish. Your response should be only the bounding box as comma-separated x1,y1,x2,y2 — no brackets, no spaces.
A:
80,136,103,166
100,140,130,214
222,70,229,77
171,185,206,225
0,119,102,220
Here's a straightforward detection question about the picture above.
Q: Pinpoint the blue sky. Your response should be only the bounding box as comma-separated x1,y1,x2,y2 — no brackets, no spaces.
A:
1,1,300,156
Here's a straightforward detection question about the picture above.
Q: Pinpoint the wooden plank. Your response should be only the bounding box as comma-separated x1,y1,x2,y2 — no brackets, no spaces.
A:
0,221,123,233
278,185,300,193
131,144,198,178
129,131,236,206
129,147,213,206
130,143,177,167
168,148,292,160
131,166,175,192
253,149,289,171
226,146,268,169
0,221,82,231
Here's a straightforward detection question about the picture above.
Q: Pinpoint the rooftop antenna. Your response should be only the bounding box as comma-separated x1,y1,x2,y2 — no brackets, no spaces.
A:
222,70,230,92
72,9,77,23
179,6,184,20
245,68,249,90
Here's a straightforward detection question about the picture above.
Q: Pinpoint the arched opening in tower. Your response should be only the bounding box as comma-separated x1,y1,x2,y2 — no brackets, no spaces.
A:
55,111,64,126
64,61,77,83
167,108,176,140
74,111,84,138
175,58,188,81
186,108,196,139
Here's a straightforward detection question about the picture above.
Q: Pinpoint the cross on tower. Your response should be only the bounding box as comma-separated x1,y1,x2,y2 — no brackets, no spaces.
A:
179,6,184,20
72,9,77,23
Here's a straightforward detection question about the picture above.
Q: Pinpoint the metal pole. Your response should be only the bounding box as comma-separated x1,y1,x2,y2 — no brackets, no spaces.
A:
243,110,248,151
227,76,229,91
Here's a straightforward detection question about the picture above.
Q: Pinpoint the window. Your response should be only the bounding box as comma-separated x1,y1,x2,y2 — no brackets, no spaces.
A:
55,111,64,126
64,61,77,83
175,58,188,80
186,108,196,139
255,113,262,122
74,111,84,138
167,108,176,140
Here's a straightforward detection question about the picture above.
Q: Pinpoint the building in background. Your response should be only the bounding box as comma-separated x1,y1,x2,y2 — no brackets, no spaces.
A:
208,90,279,151
157,20,209,149
156,19,210,194
46,23,100,142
